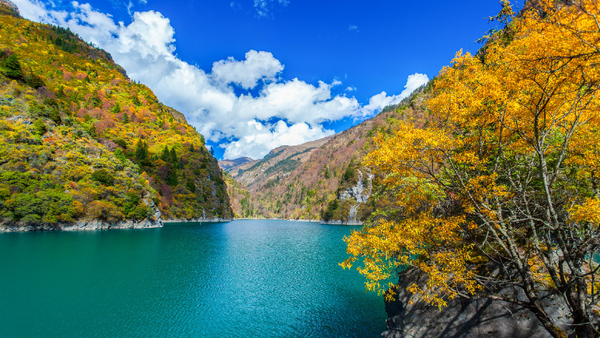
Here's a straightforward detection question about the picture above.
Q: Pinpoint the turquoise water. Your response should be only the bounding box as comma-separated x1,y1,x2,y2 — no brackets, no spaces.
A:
0,220,386,337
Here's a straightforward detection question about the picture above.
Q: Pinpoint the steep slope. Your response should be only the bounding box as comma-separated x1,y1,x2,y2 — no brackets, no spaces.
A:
226,86,429,220
218,157,256,172
0,4,232,230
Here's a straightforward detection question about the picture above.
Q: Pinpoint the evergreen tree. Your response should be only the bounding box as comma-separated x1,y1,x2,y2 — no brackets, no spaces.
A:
132,94,141,106
135,139,148,162
160,145,170,162
112,102,121,114
122,112,129,123
3,54,23,80
170,147,177,165
168,169,178,187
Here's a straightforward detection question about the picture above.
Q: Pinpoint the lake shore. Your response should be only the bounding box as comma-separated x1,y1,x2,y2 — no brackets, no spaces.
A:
0,218,163,232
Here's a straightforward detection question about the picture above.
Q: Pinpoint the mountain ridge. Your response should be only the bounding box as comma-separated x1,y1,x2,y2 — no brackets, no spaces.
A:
223,86,429,220
0,3,232,230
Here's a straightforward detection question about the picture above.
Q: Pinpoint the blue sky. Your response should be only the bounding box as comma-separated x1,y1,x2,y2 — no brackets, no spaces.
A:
13,0,509,160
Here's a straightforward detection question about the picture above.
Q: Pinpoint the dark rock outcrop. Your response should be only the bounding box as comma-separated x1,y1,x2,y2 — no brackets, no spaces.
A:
382,268,577,338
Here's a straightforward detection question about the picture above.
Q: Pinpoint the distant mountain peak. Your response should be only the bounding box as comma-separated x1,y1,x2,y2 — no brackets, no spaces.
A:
218,157,256,171
0,0,20,17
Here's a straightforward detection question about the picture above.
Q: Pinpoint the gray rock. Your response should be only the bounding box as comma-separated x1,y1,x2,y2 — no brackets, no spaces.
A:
0,0,19,15
0,205,163,232
382,268,580,338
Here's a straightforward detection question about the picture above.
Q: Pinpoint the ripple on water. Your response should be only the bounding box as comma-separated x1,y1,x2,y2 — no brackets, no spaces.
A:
0,220,386,338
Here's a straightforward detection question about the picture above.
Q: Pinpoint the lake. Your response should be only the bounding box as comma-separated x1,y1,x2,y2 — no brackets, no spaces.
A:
0,220,387,337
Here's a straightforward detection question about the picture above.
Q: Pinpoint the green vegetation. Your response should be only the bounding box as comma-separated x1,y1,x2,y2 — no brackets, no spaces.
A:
0,5,232,226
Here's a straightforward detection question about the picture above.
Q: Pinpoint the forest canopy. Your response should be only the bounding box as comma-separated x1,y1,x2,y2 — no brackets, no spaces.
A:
342,1,600,337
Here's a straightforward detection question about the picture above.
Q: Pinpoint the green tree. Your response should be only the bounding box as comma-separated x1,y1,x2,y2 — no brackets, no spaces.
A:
170,147,178,165
33,118,46,135
135,139,148,163
112,102,121,114
160,145,170,162
91,169,114,185
3,54,23,80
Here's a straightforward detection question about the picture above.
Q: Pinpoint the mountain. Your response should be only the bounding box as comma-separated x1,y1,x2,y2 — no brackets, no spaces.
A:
0,3,232,230
218,157,256,172
224,86,429,221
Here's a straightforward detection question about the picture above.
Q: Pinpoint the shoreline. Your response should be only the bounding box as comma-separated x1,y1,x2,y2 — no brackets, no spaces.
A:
0,218,163,233
163,218,233,223
231,218,364,225
0,217,364,232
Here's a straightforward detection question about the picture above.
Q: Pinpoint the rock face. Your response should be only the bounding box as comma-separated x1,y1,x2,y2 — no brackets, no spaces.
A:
0,205,163,232
0,0,19,14
0,218,162,232
339,169,374,223
382,268,576,338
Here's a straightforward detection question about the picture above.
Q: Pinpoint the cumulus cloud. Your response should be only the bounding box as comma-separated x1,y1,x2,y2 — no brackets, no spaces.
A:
222,121,333,159
12,0,428,160
362,73,430,113
348,25,358,32
212,50,283,89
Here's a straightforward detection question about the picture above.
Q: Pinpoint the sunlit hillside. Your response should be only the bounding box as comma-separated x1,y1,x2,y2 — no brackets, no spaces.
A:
0,3,232,227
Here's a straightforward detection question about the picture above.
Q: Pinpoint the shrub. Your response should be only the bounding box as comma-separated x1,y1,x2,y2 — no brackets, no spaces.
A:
91,169,114,185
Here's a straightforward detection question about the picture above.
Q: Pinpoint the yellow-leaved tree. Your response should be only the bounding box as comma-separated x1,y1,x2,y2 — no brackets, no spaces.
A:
342,1,600,337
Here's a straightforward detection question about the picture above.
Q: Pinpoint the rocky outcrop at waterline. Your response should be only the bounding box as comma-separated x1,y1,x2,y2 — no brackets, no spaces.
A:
381,268,576,338
0,218,163,232
164,217,232,223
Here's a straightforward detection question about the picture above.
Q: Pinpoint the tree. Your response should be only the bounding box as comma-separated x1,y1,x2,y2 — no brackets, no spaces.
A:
112,102,121,114
169,146,178,165
33,118,46,135
3,54,23,80
160,145,170,162
135,138,148,163
342,2,600,337
91,169,114,185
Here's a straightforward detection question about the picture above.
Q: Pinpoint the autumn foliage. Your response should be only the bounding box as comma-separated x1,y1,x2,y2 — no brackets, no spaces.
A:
0,5,232,225
343,1,600,337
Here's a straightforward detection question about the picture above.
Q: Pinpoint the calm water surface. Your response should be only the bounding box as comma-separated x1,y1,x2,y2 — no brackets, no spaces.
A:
0,220,386,337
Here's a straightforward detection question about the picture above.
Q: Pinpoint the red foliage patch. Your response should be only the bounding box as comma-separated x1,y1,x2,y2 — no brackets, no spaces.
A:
161,183,173,205
99,138,118,151
63,70,74,81
95,120,116,136
76,108,88,119
176,125,187,135
37,86,56,99
89,108,107,120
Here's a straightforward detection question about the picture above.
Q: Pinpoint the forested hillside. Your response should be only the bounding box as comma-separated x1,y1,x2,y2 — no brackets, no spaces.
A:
345,1,600,337
220,86,429,221
0,2,232,229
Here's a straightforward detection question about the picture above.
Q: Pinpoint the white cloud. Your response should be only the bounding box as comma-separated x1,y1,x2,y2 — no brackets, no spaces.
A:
349,25,358,32
362,73,429,113
212,50,283,89
222,121,333,159
401,73,429,97
12,0,428,160
254,0,288,17
346,86,357,91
